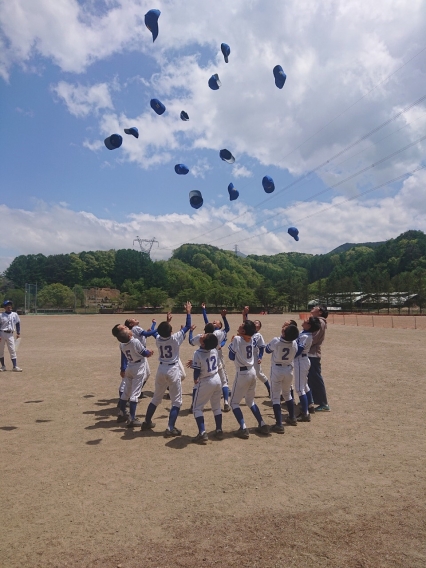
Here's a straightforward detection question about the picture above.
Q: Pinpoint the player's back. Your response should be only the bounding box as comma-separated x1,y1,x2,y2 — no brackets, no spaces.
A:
193,348,220,380
266,336,298,366
120,337,146,365
297,331,313,356
156,330,186,364
229,335,255,368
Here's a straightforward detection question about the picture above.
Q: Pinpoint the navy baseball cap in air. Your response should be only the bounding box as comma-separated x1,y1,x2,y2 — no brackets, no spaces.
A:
180,111,189,121
175,164,189,175
228,183,239,201
262,175,275,193
3,300,12,306
104,134,123,150
273,65,286,89
189,190,203,209
220,149,235,163
145,9,161,42
150,99,166,115
124,127,139,138
208,74,221,90
221,43,231,63
288,227,299,241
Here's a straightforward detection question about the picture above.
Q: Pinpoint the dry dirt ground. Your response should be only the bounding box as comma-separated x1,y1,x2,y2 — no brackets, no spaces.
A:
1,313,425,568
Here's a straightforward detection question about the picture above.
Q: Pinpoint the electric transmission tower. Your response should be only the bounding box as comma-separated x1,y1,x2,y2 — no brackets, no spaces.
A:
133,236,159,258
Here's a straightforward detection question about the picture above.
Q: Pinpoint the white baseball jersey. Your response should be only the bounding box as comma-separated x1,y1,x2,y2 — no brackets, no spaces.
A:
297,331,313,355
156,330,186,364
192,348,220,380
228,335,254,368
132,325,147,348
253,332,266,356
190,329,226,347
0,311,20,332
266,336,298,366
120,337,149,365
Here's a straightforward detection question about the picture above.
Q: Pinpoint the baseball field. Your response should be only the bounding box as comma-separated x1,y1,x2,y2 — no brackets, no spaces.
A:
1,313,425,568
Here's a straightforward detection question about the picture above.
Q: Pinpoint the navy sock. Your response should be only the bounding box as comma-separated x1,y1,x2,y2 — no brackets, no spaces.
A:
145,402,157,424
195,415,205,434
286,399,296,420
168,405,180,430
290,387,295,400
118,399,127,414
232,407,245,428
264,380,271,396
222,386,229,402
250,403,263,426
0,357,4,366
214,413,223,431
192,387,196,402
11,358,17,368
306,390,314,405
299,394,309,415
273,403,282,425
129,401,137,420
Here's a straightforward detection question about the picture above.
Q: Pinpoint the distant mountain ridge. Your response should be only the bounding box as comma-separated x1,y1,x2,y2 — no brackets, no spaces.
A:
328,241,386,255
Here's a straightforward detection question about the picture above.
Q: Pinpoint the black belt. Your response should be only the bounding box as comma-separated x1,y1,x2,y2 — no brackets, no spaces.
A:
133,360,141,363
239,366,248,371
160,361,177,366
302,354,307,357
1,330,12,333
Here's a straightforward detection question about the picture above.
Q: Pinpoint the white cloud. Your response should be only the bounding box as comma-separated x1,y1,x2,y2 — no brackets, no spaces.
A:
191,159,212,178
232,165,253,178
52,81,114,117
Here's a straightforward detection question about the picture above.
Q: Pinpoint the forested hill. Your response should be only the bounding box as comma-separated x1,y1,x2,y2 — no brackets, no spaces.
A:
2,230,426,311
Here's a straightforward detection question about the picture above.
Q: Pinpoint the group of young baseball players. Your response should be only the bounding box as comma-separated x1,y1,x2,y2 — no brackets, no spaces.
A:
111,302,324,443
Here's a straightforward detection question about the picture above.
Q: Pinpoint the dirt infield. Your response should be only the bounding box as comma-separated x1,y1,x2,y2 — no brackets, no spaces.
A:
1,313,425,568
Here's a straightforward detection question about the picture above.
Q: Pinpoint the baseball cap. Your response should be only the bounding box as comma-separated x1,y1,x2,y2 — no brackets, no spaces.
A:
3,300,12,306
150,99,166,115
219,149,235,163
273,65,286,89
208,74,221,90
262,175,275,193
228,183,239,201
288,227,299,241
221,43,231,63
145,9,161,42
124,127,139,138
104,134,123,150
180,111,189,121
189,190,203,209
175,164,189,175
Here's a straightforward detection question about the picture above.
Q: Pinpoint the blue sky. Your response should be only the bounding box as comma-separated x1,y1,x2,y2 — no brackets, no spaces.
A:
1,0,425,272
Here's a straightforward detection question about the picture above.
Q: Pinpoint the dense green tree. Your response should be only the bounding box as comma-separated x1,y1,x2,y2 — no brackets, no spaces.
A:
37,283,74,308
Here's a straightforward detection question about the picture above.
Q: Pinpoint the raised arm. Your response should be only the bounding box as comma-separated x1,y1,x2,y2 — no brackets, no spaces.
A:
220,309,230,333
242,306,249,321
201,302,209,324
181,301,192,334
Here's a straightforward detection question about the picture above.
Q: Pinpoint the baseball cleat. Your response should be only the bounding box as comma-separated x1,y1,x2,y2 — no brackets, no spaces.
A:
256,424,270,435
297,413,311,422
140,421,156,431
214,429,224,440
0,365,6,372
192,432,209,444
126,418,143,428
223,402,231,412
315,404,331,412
235,427,250,439
164,427,182,438
285,416,298,426
12,367,22,372
271,423,285,434
308,405,316,414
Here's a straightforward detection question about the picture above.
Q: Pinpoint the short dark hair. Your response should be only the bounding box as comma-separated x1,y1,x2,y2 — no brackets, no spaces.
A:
203,333,218,350
288,319,298,327
284,325,299,341
254,319,262,329
307,316,321,333
157,321,172,338
204,323,215,333
317,304,328,319
242,320,256,337
112,324,121,337
124,318,134,329
117,330,130,343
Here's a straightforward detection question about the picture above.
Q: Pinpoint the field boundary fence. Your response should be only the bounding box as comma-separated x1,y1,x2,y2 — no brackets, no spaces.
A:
299,312,426,330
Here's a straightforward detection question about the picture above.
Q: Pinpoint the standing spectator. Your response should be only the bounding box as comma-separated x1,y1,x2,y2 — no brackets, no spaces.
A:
307,304,330,411
0,300,22,372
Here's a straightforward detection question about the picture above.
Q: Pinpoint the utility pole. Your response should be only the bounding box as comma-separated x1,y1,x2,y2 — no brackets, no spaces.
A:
133,236,159,258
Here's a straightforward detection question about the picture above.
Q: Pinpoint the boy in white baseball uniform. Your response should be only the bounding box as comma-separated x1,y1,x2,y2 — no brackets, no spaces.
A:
294,316,321,422
113,326,154,427
141,302,192,437
0,300,22,372
242,307,271,396
124,317,157,397
265,324,299,433
191,333,223,444
228,320,270,439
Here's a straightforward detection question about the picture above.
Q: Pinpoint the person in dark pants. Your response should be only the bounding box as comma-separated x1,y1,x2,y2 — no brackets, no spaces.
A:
307,304,330,412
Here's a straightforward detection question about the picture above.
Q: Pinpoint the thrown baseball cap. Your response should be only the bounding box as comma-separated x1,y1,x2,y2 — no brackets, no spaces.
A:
180,111,189,121
145,9,161,42
288,227,299,241
189,190,203,209
124,127,139,138
219,149,235,163
175,164,189,175
3,300,12,306
221,43,231,63
150,98,166,115
104,134,123,150
273,65,286,89
228,183,239,201
262,175,275,193
208,73,222,90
